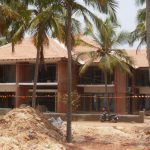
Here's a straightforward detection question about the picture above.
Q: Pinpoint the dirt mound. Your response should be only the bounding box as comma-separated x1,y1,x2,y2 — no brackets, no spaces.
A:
0,107,66,150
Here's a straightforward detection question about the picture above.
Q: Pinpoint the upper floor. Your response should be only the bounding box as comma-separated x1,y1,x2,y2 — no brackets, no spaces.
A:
0,63,149,88
0,64,56,83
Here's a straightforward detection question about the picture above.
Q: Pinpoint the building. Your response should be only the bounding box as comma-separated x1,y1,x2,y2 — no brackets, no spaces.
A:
0,37,149,114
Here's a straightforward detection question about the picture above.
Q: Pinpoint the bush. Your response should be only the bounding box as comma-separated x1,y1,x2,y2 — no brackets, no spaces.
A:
62,91,80,112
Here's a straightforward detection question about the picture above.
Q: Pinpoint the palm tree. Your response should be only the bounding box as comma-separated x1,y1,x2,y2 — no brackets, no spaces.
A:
27,0,66,108
60,0,118,142
0,0,31,50
28,1,82,108
129,7,146,51
129,0,146,51
77,18,133,112
130,0,150,80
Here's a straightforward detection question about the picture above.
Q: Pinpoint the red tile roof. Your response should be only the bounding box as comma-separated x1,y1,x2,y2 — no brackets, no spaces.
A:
73,36,149,68
0,37,67,63
73,35,99,53
0,36,148,68
126,49,148,68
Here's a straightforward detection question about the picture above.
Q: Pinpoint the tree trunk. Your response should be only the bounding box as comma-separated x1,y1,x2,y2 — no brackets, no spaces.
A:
32,47,40,108
146,0,150,81
104,71,109,112
66,2,72,143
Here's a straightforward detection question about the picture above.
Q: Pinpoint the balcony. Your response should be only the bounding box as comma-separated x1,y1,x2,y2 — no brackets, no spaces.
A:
0,83,16,92
18,82,58,86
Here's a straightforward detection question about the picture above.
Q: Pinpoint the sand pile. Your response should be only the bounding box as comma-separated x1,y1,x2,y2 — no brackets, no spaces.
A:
0,107,66,150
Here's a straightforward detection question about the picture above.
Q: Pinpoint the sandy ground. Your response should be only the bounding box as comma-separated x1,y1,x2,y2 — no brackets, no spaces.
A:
65,120,150,150
0,108,150,150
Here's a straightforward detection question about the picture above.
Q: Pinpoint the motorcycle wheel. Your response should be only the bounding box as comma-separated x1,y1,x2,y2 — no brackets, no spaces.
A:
112,118,118,123
100,118,105,122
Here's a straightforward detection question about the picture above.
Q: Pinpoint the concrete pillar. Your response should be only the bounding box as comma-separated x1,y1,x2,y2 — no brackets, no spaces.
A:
114,69,127,114
57,61,68,113
139,111,144,123
16,63,29,107
57,61,78,113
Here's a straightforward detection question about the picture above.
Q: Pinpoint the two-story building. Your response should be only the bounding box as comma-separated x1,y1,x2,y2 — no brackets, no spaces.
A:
0,37,149,114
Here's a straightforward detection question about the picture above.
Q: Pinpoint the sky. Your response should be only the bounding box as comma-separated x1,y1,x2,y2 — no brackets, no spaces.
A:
115,0,146,49
116,0,138,48
117,0,138,32
29,0,144,49
77,0,141,49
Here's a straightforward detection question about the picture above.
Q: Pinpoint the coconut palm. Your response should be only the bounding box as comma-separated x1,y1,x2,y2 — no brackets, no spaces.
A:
0,1,21,27
60,0,117,142
130,0,150,80
59,0,118,142
28,0,83,108
0,0,31,50
129,0,146,51
129,7,146,51
77,18,133,112
26,0,67,108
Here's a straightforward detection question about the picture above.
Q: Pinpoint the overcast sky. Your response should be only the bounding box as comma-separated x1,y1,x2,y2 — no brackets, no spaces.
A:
77,0,141,49
116,0,138,48
117,0,138,32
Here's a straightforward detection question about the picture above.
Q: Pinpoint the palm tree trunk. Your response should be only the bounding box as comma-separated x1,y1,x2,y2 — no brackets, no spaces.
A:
32,47,40,108
66,2,72,143
104,71,109,112
146,0,150,81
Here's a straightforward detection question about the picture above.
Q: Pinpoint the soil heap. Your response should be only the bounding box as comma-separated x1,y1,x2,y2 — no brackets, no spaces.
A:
0,107,66,150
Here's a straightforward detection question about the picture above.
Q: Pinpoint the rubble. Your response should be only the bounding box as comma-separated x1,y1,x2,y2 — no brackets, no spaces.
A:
0,107,66,150
48,117,64,128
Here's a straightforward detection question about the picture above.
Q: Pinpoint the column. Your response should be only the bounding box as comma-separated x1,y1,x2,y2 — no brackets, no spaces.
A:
16,62,29,107
114,68,127,114
57,61,68,113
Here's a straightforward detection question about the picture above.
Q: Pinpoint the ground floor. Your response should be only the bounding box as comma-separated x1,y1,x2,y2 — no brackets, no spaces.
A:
79,93,150,114
0,90,150,114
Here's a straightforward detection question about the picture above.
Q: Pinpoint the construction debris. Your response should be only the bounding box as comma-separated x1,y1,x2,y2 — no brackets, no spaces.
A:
0,107,66,150
48,117,64,128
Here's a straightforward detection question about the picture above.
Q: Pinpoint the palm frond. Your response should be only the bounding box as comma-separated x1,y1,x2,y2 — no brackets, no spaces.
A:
79,51,98,76
113,31,130,47
0,4,21,20
136,0,145,6
84,0,118,22
137,8,146,23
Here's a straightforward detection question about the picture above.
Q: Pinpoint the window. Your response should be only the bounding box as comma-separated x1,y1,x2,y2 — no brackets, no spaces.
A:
80,93,115,112
38,64,56,82
79,66,114,84
0,65,16,83
137,69,149,86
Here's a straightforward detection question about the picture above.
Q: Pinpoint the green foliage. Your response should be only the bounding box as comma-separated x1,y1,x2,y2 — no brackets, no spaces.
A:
0,37,8,46
129,1,146,51
62,91,80,112
136,0,145,6
77,18,134,76
0,0,31,51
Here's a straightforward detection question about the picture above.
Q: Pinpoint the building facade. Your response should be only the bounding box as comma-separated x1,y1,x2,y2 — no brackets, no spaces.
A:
0,37,149,114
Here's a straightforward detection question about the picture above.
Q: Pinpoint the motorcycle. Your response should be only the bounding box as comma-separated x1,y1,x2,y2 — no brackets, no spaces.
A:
100,111,119,123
